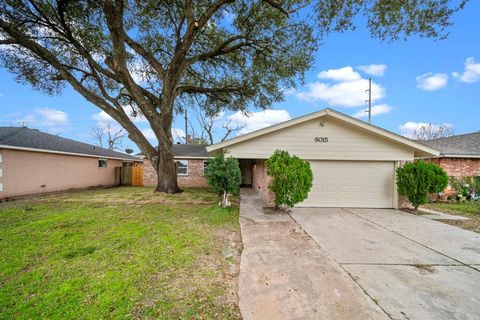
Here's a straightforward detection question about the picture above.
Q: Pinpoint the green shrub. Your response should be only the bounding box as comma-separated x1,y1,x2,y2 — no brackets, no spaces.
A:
204,154,242,207
449,176,480,201
266,150,313,209
396,160,448,209
427,162,449,193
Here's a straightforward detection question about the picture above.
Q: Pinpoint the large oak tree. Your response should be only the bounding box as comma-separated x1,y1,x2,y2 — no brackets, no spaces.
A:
0,0,466,193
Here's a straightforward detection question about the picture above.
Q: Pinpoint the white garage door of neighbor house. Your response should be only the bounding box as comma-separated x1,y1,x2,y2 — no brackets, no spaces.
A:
297,161,394,208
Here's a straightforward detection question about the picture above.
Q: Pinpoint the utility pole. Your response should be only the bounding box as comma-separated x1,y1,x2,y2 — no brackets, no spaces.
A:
184,108,188,144
365,77,372,123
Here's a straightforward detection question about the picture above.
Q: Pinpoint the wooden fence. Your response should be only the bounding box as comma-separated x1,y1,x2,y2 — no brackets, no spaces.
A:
115,164,144,186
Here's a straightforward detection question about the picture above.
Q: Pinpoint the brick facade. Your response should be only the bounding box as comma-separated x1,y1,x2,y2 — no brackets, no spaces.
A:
143,159,208,188
427,157,480,178
252,160,275,206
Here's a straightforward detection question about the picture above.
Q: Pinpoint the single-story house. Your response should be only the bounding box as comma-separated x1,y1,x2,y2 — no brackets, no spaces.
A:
142,144,211,188
0,127,141,199
420,132,480,178
206,108,439,208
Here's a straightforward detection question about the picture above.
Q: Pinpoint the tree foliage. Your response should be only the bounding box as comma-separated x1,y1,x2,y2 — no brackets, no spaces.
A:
204,154,241,207
405,124,454,140
266,150,313,208
0,0,467,193
396,160,448,209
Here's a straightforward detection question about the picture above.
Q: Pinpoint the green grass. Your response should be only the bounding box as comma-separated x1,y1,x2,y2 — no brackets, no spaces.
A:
0,187,241,319
423,201,480,217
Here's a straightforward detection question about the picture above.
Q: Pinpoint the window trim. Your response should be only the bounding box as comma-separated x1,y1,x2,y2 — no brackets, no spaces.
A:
98,158,108,168
176,160,188,176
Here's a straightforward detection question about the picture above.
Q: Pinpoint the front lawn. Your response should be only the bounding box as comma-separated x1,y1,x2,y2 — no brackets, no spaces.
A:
0,187,241,319
423,201,480,217
422,201,480,234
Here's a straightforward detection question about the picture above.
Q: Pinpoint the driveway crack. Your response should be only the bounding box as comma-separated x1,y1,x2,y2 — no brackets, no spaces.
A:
341,208,480,273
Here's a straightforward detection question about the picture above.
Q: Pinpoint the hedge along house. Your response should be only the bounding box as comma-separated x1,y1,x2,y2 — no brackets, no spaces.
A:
207,108,440,208
0,127,141,200
142,144,212,188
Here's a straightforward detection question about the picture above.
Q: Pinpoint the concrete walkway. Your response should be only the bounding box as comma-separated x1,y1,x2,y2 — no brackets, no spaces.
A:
238,189,388,320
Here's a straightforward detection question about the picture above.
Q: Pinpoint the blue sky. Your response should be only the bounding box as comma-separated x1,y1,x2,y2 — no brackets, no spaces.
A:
1,2,479,152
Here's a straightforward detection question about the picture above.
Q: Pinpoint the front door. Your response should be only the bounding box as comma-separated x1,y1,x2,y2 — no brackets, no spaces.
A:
239,159,253,187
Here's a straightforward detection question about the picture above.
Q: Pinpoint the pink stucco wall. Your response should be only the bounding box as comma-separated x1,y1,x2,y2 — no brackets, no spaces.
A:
0,148,123,198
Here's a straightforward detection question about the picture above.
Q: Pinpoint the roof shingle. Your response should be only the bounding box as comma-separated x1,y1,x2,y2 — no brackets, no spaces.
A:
421,132,480,156
0,127,141,161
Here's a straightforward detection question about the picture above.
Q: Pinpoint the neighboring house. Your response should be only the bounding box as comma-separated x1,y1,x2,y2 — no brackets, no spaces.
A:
0,127,141,199
420,132,480,178
207,108,439,208
142,144,211,188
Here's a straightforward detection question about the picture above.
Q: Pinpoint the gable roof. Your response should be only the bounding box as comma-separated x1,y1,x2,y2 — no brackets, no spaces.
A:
420,132,480,158
0,127,141,161
207,108,440,157
137,144,210,159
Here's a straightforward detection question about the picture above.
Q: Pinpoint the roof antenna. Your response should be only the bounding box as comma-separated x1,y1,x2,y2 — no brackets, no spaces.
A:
365,77,372,123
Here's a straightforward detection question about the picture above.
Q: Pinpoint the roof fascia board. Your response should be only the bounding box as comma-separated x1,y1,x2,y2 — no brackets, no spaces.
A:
206,109,328,152
0,145,142,161
207,108,440,156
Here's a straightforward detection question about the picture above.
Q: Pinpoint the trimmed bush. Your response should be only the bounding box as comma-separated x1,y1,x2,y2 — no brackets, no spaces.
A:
266,150,313,208
396,160,448,209
204,154,242,207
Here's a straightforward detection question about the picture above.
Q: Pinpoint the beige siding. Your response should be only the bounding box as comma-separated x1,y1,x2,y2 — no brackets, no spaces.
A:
0,149,122,198
225,116,414,161
298,161,395,208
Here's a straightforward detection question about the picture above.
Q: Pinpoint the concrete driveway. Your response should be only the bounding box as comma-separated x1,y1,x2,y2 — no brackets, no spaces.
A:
291,208,480,320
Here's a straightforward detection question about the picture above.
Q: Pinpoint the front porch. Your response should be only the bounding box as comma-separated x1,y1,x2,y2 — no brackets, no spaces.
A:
238,159,274,206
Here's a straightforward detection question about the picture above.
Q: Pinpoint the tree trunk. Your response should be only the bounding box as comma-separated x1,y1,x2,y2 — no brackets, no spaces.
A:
153,140,180,194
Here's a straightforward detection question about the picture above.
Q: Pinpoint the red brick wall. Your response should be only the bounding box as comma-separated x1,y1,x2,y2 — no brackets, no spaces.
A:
252,160,275,206
427,157,480,178
143,159,208,188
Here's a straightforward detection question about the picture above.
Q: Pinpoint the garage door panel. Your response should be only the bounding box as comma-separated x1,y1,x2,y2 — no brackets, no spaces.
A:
297,161,394,208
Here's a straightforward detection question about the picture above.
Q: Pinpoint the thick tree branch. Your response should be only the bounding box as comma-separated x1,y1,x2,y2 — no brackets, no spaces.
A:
0,18,155,156
176,84,244,95
123,31,167,79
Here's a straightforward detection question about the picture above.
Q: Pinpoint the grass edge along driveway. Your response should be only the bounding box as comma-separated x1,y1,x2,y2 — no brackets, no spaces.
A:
0,187,241,319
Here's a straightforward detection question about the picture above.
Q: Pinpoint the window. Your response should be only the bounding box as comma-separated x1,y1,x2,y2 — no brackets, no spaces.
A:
98,159,108,168
203,161,210,175
176,160,188,175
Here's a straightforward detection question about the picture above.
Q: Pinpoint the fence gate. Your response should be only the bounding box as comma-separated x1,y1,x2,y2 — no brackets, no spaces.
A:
117,163,144,186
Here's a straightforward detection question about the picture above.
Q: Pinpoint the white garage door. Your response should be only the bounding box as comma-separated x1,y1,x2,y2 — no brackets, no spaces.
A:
297,161,394,208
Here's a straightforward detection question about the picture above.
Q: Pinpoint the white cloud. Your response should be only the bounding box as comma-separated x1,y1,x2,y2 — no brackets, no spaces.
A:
92,110,113,124
358,64,387,76
297,66,386,107
353,104,392,118
416,73,448,91
297,79,385,107
35,108,69,126
227,109,291,134
399,122,453,136
282,87,297,95
318,66,361,82
452,57,480,83
140,127,185,144
10,108,69,134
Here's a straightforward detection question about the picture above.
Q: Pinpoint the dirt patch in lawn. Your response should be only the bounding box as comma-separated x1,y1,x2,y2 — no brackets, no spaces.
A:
437,218,480,234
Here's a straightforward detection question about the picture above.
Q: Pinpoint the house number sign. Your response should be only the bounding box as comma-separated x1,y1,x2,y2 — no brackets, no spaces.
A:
314,137,328,143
